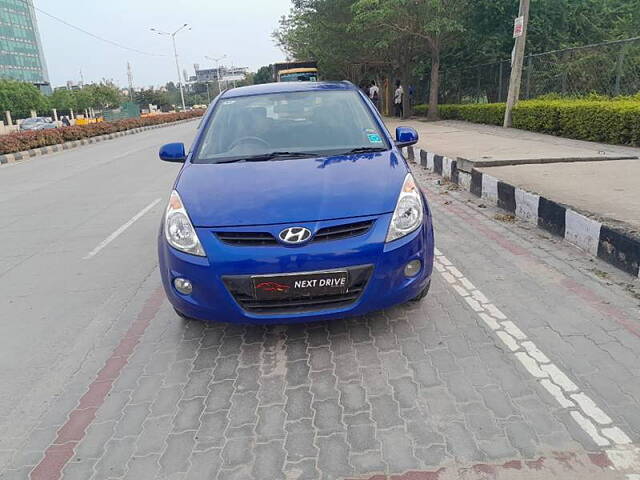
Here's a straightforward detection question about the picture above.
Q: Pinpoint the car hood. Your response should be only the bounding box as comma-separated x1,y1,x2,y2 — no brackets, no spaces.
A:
177,151,408,227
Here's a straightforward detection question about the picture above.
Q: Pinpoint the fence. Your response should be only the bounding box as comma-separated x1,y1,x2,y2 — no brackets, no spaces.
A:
438,36,640,104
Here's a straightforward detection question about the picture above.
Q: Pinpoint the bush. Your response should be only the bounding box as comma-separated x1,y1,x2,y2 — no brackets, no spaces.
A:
0,110,204,155
414,100,640,146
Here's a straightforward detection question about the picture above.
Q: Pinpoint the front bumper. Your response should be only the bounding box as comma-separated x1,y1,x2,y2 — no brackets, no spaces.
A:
158,212,434,324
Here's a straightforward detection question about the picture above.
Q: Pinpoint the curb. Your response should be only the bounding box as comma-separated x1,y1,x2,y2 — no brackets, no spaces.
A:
406,146,640,279
0,117,200,167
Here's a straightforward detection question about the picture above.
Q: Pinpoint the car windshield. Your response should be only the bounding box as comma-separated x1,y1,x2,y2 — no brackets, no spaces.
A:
193,89,388,163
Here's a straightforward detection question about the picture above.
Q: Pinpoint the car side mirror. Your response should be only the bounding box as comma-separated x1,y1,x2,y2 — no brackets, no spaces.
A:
395,127,419,148
159,142,186,162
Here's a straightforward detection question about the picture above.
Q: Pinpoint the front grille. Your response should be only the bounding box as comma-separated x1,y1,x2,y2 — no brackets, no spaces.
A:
223,265,373,314
215,220,375,247
313,220,375,242
216,231,278,246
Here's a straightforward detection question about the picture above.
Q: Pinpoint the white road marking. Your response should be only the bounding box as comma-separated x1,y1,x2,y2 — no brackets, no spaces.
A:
431,247,640,477
496,331,519,352
502,321,527,340
521,341,550,364
83,198,161,259
571,393,612,425
540,379,574,408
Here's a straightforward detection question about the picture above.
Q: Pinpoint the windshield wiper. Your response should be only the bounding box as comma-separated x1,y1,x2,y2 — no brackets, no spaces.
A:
340,147,388,154
215,151,322,164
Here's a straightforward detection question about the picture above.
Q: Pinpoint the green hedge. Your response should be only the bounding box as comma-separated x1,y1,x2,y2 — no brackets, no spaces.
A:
414,100,640,146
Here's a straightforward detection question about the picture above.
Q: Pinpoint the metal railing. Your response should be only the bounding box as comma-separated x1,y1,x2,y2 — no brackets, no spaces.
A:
437,37,640,104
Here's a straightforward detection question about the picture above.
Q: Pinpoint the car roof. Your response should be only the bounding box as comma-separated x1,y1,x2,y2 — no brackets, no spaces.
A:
220,81,356,99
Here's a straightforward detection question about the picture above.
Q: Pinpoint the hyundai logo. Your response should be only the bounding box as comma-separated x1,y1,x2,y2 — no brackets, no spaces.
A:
279,227,312,245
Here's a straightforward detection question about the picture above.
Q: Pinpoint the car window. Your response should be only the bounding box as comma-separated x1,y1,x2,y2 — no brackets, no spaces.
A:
193,89,388,163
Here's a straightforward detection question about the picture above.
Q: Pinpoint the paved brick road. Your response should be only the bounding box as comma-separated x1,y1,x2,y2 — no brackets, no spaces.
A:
1,134,639,479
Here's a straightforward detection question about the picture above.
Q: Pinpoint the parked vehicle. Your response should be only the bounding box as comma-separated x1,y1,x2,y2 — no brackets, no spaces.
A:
19,117,57,131
157,81,434,324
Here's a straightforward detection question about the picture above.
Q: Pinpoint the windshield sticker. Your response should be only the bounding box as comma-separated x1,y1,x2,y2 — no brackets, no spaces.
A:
222,100,236,105
367,133,383,143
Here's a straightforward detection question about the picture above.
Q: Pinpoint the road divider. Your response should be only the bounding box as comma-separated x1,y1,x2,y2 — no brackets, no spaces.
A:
405,146,640,279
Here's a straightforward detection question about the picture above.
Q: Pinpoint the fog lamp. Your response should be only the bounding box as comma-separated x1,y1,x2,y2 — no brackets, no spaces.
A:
174,277,193,295
404,260,422,277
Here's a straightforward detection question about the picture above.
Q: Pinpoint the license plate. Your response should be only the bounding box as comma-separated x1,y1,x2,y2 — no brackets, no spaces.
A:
252,271,349,301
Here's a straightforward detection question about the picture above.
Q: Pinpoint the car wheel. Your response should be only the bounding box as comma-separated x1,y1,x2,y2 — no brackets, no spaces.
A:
410,281,431,303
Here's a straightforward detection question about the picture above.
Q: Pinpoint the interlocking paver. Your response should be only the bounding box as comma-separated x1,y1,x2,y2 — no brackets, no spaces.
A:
255,405,286,441
159,431,196,476
185,449,221,480
174,397,205,432
135,415,174,456
316,434,353,478
284,419,318,461
94,436,137,478
115,402,150,438
285,386,313,421
251,440,286,480
8,164,640,480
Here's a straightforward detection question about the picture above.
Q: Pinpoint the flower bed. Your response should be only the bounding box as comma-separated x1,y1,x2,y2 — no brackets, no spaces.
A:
0,110,205,155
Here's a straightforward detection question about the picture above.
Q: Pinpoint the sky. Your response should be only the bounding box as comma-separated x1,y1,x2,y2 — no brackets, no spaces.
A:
34,0,292,89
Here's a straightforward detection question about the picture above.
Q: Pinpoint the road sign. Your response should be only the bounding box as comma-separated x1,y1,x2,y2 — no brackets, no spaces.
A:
513,16,524,38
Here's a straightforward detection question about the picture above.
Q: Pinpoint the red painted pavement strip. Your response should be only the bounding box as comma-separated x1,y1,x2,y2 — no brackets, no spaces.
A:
30,287,165,480
426,189,640,338
347,453,614,479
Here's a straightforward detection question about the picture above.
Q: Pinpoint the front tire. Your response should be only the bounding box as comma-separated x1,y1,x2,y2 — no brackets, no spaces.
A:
173,306,191,320
410,280,431,303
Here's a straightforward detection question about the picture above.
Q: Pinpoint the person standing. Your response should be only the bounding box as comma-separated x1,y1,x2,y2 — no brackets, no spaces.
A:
368,80,380,111
394,80,404,118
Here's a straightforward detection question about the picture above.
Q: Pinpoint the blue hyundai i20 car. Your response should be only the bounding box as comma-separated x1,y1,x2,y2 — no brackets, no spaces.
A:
158,81,434,324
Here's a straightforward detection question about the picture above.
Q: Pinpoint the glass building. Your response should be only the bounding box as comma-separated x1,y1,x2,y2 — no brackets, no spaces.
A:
0,0,50,92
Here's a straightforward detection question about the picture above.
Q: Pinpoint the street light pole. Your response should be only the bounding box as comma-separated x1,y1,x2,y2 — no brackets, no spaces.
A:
503,0,530,128
151,24,190,111
205,55,227,95
171,34,186,111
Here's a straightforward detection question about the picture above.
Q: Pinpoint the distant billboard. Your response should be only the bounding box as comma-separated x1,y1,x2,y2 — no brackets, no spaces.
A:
221,74,246,82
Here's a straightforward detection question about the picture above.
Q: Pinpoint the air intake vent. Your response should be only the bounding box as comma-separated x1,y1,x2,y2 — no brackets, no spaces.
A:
216,232,277,246
313,220,374,242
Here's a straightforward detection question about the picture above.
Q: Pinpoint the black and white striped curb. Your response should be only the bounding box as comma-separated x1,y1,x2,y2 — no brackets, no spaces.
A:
405,146,640,279
0,117,201,167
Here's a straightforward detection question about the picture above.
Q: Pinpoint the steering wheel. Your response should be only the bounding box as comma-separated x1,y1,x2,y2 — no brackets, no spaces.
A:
228,136,270,151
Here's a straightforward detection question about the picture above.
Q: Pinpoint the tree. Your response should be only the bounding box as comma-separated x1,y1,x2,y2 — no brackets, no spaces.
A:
274,0,375,81
49,89,78,113
0,79,49,118
353,0,467,120
135,88,172,110
86,82,123,109
254,65,274,84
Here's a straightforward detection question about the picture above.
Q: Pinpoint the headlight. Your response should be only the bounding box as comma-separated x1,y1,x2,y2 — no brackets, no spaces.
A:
386,173,424,242
164,190,206,256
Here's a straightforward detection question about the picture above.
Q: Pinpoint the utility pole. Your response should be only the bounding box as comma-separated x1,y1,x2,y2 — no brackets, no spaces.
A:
127,62,134,101
151,24,190,111
503,0,530,128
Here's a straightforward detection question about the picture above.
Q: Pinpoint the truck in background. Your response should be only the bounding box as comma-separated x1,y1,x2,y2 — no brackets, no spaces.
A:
273,61,318,82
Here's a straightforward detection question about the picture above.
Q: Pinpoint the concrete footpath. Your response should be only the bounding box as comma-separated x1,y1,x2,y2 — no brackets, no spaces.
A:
385,118,640,278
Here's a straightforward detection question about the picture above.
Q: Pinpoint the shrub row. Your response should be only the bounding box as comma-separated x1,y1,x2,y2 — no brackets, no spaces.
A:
0,110,205,155
413,100,640,146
